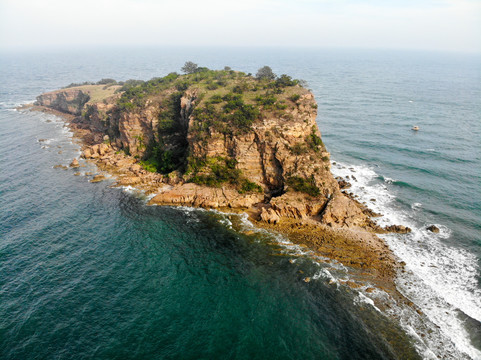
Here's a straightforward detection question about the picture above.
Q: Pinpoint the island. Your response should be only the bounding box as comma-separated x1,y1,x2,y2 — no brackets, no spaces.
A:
33,65,411,294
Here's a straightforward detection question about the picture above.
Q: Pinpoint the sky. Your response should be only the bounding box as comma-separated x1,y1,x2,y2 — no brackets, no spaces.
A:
0,0,480,53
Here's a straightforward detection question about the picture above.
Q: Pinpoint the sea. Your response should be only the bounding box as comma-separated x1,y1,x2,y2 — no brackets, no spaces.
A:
0,47,480,360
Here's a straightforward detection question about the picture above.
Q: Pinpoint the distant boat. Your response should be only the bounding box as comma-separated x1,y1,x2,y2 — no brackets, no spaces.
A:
412,126,420,131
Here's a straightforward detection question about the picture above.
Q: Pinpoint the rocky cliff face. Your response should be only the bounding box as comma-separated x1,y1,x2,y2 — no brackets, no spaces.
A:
37,73,375,231
36,89,90,115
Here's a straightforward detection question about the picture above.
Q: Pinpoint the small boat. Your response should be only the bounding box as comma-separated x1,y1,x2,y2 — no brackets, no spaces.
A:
412,126,419,131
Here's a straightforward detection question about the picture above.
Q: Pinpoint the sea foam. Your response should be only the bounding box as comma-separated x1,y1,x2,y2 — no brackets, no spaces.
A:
331,160,481,359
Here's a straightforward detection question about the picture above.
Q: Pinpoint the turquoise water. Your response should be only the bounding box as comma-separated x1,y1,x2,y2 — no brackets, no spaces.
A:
1,48,480,359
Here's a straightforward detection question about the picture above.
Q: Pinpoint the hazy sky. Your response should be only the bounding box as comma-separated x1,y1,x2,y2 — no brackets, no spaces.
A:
0,0,480,52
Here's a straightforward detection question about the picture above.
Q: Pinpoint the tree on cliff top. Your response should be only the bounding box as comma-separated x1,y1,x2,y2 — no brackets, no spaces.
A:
256,66,276,80
181,61,199,74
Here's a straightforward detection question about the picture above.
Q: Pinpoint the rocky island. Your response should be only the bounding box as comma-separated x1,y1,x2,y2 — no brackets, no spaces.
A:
33,65,409,292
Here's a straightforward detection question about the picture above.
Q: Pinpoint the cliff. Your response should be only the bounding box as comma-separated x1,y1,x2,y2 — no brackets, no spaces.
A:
34,68,410,286
36,70,378,231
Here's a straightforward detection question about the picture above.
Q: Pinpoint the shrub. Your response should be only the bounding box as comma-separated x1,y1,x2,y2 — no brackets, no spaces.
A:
118,79,145,91
232,85,244,94
97,78,117,85
175,81,189,91
290,143,308,155
140,159,158,172
289,94,301,102
287,176,320,197
275,74,298,87
239,180,263,194
208,94,223,104
206,82,219,90
158,92,183,134
64,81,95,88
255,94,277,106
190,157,241,187
308,128,323,151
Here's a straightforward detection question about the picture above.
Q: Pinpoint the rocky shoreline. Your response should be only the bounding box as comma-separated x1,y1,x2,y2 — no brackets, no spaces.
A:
28,73,414,294
27,114,404,296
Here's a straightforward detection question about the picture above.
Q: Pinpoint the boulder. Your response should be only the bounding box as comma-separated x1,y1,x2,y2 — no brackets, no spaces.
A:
426,225,440,233
82,148,92,159
260,207,280,224
69,158,79,168
91,175,106,183
385,224,412,233
321,193,368,228
99,143,109,155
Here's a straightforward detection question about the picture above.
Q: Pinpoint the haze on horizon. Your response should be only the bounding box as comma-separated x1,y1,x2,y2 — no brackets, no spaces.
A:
0,0,480,53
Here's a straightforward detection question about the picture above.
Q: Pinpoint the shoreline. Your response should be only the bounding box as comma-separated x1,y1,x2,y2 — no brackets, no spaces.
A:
26,104,405,283
23,103,453,358
27,104,407,294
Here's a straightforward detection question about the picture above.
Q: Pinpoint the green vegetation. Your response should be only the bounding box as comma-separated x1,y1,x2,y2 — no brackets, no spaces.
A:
181,61,199,74
158,92,183,134
97,78,117,85
188,156,263,194
141,140,181,175
239,180,263,194
190,157,241,187
307,127,324,152
139,159,158,173
289,94,301,102
256,66,276,80
110,64,311,187
274,74,298,87
183,156,263,194
117,73,180,111
192,93,260,135
286,176,320,197
290,143,308,155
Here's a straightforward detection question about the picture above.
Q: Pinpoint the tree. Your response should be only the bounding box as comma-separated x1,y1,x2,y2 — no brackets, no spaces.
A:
181,61,198,74
256,66,276,80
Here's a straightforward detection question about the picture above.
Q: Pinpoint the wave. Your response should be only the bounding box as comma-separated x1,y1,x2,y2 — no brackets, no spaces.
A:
0,100,34,110
331,160,481,359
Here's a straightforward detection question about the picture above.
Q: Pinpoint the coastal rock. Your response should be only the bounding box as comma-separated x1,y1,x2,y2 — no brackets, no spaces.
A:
82,148,92,159
321,193,370,228
149,183,263,209
270,193,326,220
35,89,90,115
91,175,106,183
385,224,412,234
337,178,351,189
69,158,80,168
36,71,384,245
426,225,440,233
115,176,142,186
260,207,280,224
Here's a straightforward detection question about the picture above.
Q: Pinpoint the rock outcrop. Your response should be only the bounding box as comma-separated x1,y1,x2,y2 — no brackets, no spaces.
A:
426,225,440,233
36,89,90,115
35,72,377,232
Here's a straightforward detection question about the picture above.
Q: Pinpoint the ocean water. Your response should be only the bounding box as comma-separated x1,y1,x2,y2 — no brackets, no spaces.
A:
0,47,480,359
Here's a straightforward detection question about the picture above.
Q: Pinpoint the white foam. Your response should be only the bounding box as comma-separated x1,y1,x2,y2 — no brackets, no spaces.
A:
411,203,422,211
331,160,481,359
0,100,34,109
354,292,381,313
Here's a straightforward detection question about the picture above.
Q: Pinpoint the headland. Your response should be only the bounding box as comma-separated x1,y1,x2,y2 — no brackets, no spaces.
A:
30,66,413,294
